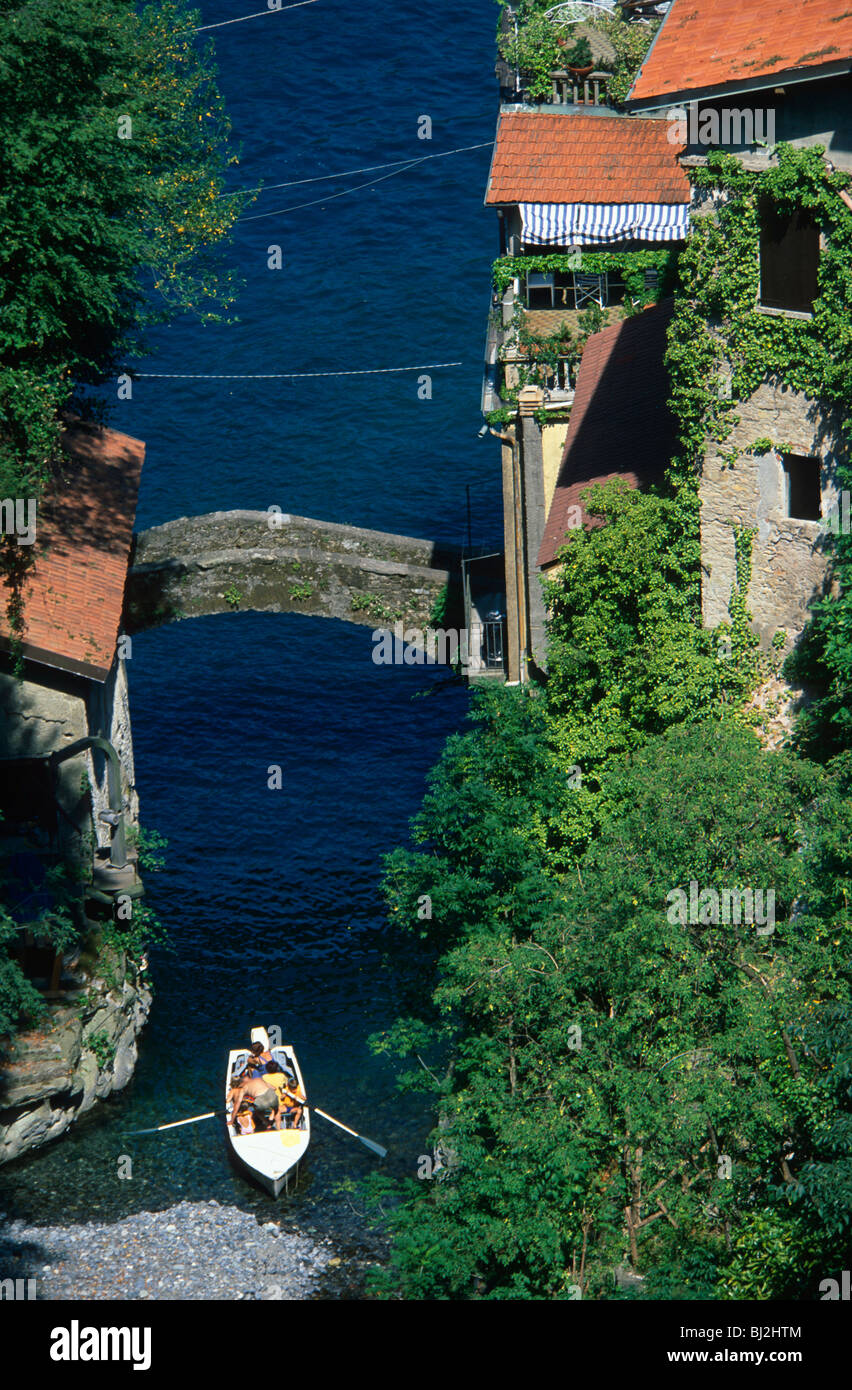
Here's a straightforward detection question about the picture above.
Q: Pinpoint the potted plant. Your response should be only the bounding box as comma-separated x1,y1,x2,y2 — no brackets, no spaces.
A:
565,35,594,77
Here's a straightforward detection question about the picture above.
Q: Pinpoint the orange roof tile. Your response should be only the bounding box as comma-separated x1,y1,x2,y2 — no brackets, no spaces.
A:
485,111,689,206
0,422,145,681
538,300,676,569
629,0,852,105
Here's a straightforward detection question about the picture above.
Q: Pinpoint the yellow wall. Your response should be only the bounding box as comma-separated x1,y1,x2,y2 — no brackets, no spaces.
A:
542,418,571,518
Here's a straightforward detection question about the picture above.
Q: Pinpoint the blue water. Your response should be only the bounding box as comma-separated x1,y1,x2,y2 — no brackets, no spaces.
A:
0,0,502,1255
114,0,501,549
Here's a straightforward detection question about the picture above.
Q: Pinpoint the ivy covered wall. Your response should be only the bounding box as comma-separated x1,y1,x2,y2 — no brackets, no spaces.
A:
663,144,852,655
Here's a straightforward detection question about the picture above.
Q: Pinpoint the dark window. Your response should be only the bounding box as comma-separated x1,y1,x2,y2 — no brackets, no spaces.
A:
553,271,575,308
526,271,580,310
759,198,819,313
784,454,822,520
0,758,56,835
526,272,554,309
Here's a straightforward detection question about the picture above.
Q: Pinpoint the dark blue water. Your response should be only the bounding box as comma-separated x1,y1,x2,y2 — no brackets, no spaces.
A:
0,0,501,1253
115,0,500,549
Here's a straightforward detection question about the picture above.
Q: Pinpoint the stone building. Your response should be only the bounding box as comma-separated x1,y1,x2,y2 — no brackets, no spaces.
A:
624,0,852,176
0,420,144,874
699,385,847,646
482,103,689,680
0,420,149,1165
502,0,852,668
625,0,852,648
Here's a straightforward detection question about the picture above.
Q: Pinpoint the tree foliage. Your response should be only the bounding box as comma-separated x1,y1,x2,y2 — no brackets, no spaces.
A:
368,704,851,1300
0,0,218,1026
0,0,249,499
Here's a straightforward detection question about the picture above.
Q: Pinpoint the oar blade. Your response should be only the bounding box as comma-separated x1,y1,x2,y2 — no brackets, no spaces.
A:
312,1106,387,1158
358,1135,388,1159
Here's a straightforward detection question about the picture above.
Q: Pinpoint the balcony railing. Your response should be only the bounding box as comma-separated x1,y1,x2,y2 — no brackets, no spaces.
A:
497,58,614,107
549,68,612,106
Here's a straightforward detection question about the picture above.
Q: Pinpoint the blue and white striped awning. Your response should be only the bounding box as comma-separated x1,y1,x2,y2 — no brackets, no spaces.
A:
520,202,690,246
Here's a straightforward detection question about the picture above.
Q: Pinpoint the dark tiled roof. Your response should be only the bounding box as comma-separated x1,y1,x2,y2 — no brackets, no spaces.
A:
629,0,852,105
0,422,145,681
485,111,689,206
538,300,676,569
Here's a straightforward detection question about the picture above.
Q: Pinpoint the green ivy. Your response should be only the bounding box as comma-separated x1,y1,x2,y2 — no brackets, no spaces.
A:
662,143,852,667
665,145,852,483
493,249,678,306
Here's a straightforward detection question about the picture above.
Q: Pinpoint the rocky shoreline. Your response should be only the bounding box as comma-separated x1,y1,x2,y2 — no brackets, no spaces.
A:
0,1198,374,1300
0,951,152,1168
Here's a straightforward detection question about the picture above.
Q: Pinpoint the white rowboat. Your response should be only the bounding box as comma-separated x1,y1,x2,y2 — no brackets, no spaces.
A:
225,1027,310,1197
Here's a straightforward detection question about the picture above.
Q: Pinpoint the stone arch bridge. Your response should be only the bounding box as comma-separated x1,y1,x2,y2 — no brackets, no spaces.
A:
125,510,462,635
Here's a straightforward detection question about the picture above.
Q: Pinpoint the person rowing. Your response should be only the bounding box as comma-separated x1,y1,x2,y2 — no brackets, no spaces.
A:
228,1072,281,1131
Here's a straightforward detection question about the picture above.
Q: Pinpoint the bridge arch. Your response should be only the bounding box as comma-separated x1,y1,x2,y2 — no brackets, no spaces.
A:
125,510,461,636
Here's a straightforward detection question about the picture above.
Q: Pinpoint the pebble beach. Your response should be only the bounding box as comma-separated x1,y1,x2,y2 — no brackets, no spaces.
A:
0,1200,363,1301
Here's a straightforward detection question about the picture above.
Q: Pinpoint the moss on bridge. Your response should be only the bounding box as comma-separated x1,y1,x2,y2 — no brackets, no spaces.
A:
125,510,462,635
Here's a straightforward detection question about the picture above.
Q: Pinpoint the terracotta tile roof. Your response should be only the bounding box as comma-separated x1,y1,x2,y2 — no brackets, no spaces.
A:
629,0,852,105
538,300,676,569
485,111,689,206
0,421,145,682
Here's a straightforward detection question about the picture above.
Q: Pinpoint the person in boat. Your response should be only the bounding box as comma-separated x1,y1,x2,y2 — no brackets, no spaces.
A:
228,1073,281,1131
263,1061,305,1129
245,1040,272,1076
234,1101,255,1136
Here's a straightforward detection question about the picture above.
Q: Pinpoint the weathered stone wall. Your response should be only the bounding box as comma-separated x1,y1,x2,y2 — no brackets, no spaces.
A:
700,379,846,646
0,657,139,857
126,511,459,636
0,950,151,1166
86,657,139,845
0,665,91,861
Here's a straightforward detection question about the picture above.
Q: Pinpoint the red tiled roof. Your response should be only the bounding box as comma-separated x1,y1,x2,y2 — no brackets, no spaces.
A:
538,300,676,569
485,111,689,206
629,0,852,105
0,422,145,681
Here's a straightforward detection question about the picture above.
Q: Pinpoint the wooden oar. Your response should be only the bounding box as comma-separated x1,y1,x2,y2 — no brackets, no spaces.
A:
127,1102,387,1158
126,1110,222,1136
311,1106,387,1158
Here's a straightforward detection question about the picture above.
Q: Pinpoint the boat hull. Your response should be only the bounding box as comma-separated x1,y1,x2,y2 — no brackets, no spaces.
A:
225,1040,310,1197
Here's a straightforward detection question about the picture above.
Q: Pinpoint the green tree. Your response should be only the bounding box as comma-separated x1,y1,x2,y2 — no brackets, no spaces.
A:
0,851,78,1035
369,708,850,1300
541,480,752,849
0,0,249,500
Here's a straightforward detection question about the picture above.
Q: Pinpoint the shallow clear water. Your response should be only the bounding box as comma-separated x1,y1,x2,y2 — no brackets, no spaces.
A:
1,0,502,1252
3,616,468,1252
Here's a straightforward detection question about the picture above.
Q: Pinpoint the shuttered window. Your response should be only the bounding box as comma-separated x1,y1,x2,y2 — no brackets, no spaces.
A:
759,199,819,313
